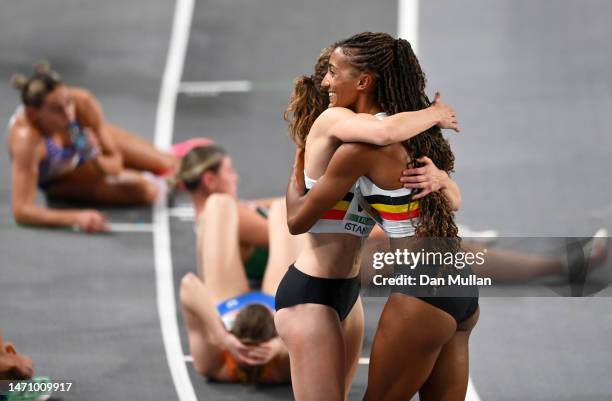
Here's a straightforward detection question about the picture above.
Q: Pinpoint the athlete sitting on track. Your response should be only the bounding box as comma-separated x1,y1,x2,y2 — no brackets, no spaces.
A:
171,145,279,281
175,146,299,383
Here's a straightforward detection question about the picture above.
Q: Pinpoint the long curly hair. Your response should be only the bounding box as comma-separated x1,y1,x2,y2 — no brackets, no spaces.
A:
284,47,331,147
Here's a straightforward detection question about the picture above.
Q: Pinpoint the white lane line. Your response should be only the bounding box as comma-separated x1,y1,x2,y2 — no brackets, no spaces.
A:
153,0,197,400
155,0,193,150
184,355,194,363
169,204,195,219
359,357,369,365
397,0,420,55
108,223,154,233
466,377,482,401
178,80,252,96
397,3,481,400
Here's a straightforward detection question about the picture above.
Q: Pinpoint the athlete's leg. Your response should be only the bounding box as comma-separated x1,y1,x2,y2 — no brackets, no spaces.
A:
275,305,346,401
261,198,305,295
45,161,158,205
419,307,480,401
197,193,249,303
179,272,225,376
342,297,365,399
106,123,177,174
363,294,457,401
463,241,563,281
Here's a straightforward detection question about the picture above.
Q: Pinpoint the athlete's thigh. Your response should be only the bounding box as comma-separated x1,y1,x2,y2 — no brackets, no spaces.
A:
365,295,456,401
198,194,249,301
418,306,479,401
276,304,346,401
341,297,365,397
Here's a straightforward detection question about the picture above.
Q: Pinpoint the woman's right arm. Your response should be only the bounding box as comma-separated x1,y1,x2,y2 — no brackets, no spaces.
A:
325,92,458,146
9,132,107,232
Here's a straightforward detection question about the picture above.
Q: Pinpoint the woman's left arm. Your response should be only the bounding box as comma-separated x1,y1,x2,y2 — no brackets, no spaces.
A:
399,156,461,210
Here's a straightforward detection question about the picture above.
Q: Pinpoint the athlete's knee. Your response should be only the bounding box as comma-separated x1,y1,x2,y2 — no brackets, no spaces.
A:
180,272,201,306
141,180,159,204
204,193,236,215
159,155,177,173
268,198,286,218
125,177,158,205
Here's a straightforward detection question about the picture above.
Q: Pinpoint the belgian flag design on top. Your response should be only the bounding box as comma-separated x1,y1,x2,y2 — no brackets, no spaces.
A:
363,194,420,221
304,188,354,220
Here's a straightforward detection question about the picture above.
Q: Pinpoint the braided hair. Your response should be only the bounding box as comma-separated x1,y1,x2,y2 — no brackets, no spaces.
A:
11,61,63,108
335,32,459,250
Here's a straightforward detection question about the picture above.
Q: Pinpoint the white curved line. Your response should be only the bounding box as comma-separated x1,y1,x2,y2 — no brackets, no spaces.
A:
153,0,197,400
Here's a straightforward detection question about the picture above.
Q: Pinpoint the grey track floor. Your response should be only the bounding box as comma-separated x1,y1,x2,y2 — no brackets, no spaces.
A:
1,1,612,401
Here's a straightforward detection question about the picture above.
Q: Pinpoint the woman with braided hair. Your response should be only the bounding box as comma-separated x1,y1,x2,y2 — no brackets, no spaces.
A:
6,62,190,232
273,38,462,401
281,32,477,401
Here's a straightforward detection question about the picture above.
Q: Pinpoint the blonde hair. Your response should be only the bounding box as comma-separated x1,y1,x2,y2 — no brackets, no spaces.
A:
171,145,227,191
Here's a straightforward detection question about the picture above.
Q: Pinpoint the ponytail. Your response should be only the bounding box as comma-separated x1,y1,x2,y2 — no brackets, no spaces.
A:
171,145,226,192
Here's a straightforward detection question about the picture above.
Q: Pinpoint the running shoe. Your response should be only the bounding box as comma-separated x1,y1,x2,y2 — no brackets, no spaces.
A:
566,228,609,296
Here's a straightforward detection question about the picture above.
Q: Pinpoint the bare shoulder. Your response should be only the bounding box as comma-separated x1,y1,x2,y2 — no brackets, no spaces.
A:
7,119,43,161
71,86,102,124
316,107,354,123
71,86,100,112
317,108,379,123
326,142,378,175
311,107,355,131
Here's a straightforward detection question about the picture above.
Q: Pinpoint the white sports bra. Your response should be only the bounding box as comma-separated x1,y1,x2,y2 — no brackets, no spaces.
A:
304,173,374,237
356,112,420,238
357,175,419,238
